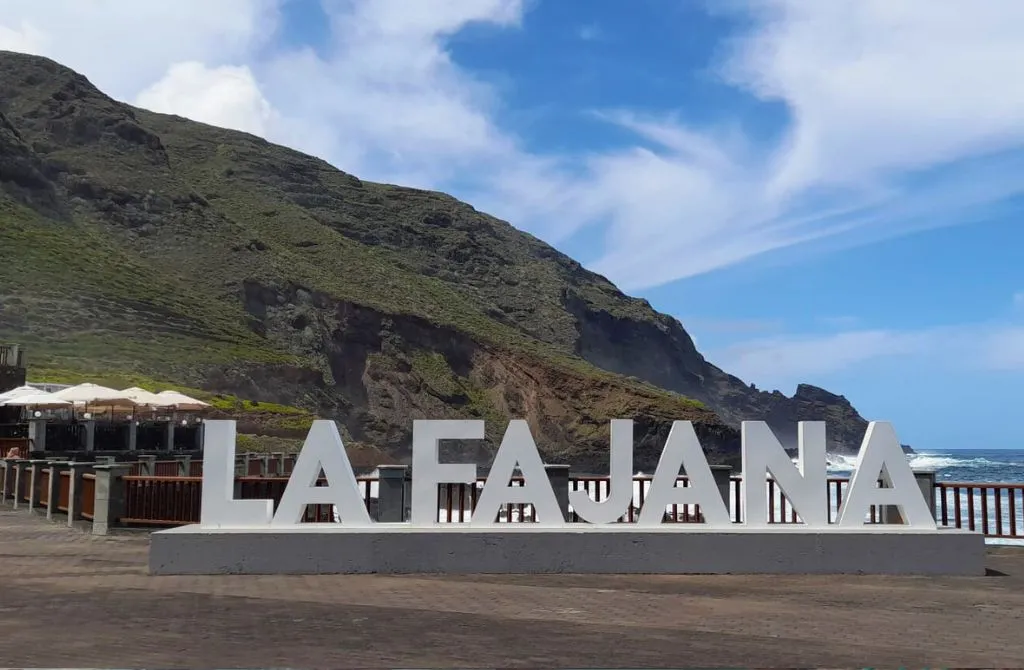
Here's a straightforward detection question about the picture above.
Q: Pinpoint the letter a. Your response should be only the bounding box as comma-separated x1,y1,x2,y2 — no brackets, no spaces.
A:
638,421,730,528
472,420,563,527
272,420,372,526
837,422,935,528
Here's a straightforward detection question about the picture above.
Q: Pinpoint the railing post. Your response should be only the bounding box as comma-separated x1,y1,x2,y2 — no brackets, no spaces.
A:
403,469,412,522
27,459,46,513
164,420,176,452
176,455,192,477
0,459,11,502
84,419,96,452
377,465,408,522
260,454,269,477
544,464,571,522
270,452,284,476
246,452,260,476
45,461,63,520
66,462,95,527
11,460,26,509
28,418,47,452
914,468,938,522
709,465,733,517
91,464,132,536
127,420,138,451
880,469,938,524
138,454,156,476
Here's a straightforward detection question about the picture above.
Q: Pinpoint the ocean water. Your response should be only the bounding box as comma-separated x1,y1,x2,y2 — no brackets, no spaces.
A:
820,449,1024,545
825,448,1024,484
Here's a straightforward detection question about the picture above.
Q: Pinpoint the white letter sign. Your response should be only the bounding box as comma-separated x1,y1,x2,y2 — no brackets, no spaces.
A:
837,421,935,528
472,420,563,527
638,421,731,527
411,420,481,525
272,420,371,526
200,420,273,528
741,421,828,528
568,419,634,524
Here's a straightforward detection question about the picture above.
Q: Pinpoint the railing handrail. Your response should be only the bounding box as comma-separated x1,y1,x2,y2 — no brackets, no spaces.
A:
935,481,1024,490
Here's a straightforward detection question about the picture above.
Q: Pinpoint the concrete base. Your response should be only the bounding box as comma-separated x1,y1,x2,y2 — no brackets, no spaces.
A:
149,524,987,576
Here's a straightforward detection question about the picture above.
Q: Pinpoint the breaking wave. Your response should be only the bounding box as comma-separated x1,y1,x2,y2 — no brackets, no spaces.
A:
907,453,1014,470
812,452,1017,473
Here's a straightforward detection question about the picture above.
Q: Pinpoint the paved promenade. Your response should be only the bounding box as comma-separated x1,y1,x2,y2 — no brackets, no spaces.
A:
1,508,1022,668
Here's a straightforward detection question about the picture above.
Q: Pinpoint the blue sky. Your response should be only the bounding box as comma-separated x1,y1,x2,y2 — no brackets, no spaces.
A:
3,0,1023,450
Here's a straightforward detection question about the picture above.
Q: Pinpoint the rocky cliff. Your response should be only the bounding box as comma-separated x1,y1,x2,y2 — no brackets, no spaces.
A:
0,51,871,468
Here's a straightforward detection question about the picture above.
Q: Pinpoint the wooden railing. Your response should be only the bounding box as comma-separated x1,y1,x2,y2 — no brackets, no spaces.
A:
425,476,1022,533
936,482,1023,539
2,460,1022,540
80,474,95,520
38,469,51,508
121,475,377,526
57,471,71,513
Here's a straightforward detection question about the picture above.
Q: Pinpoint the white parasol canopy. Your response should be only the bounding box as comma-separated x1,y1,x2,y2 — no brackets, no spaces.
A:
52,383,136,406
121,387,166,407
155,390,210,410
0,385,39,403
52,383,138,411
1,391,72,409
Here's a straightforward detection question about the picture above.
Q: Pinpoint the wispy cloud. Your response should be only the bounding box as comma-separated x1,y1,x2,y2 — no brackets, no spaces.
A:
817,316,862,330
577,23,601,41
709,322,1024,391
3,0,1024,291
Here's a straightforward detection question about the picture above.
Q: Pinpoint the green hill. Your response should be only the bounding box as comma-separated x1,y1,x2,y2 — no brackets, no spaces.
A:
0,51,872,468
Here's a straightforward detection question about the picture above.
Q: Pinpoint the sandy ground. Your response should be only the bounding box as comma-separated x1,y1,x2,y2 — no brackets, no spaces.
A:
1,506,1022,668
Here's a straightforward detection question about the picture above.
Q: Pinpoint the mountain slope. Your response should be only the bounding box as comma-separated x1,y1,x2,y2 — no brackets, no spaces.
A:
0,51,871,467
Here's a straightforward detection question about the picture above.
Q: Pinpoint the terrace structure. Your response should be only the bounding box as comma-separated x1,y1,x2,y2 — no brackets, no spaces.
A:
0,345,28,456
0,344,26,395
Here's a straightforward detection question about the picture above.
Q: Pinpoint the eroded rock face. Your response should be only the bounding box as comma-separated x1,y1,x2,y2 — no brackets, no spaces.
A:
565,296,872,453
227,281,741,469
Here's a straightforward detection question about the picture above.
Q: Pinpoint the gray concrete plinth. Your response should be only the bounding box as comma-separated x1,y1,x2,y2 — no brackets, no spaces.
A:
149,525,986,576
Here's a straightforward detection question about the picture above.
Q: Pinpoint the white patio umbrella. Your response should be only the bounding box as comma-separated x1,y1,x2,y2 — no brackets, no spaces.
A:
52,383,136,406
52,383,138,416
0,385,38,403
0,392,73,410
154,390,210,411
121,387,165,407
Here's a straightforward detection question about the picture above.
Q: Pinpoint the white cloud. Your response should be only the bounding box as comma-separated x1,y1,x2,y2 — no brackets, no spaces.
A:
0,0,281,99
1,0,1023,293
713,330,931,384
135,62,276,137
256,0,523,186
578,24,602,41
576,0,1024,288
710,323,1024,390
982,328,1024,370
